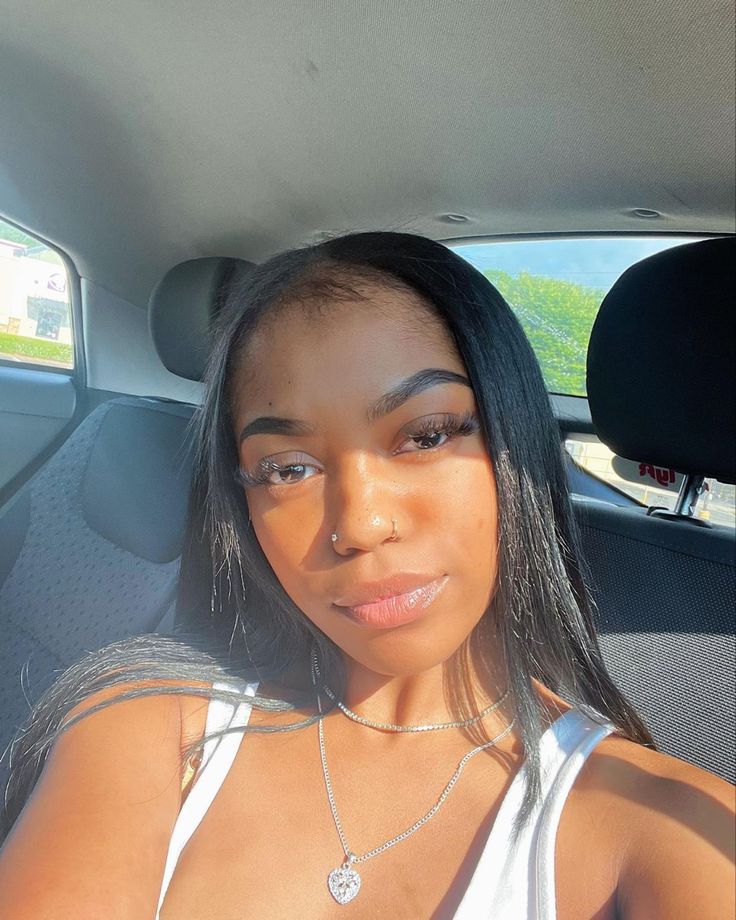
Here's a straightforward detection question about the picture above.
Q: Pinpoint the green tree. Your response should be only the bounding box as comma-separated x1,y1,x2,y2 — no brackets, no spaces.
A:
0,220,38,248
484,269,604,396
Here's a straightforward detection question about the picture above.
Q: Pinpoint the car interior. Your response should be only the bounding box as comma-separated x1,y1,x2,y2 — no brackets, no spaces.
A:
0,0,734,809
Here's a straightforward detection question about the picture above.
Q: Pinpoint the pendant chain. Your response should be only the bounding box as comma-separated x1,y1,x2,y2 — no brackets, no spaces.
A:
312,654,516,867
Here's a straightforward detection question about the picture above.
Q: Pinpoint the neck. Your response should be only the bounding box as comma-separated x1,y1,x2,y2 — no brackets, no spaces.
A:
335,643,509,729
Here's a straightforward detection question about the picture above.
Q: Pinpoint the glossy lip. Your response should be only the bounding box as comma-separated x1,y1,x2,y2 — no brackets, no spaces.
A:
333,575,449,629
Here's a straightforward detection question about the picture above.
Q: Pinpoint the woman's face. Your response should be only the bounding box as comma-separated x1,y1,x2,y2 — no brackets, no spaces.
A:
231,281,499,678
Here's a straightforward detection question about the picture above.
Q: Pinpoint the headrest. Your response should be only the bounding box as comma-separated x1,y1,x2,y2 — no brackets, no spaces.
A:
149,257,254,381
587,237,735,484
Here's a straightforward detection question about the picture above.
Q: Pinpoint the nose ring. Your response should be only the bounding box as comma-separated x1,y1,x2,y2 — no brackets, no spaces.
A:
330,518,399,546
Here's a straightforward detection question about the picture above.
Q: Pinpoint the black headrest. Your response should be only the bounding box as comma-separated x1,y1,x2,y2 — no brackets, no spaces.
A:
149,257,254,381
587,237,735,484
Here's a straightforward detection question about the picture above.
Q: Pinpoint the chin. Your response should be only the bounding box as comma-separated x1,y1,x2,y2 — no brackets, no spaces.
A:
336,623,481,680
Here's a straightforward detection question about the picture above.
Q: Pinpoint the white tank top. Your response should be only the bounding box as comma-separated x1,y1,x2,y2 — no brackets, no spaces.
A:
156,681,614,919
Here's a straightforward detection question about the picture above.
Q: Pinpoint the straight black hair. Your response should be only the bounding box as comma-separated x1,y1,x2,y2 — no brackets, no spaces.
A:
0,231,653,843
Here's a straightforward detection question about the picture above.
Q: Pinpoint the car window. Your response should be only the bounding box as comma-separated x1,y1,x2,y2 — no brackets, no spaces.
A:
450,236,702,396
565,433,735,528
0,217,74,370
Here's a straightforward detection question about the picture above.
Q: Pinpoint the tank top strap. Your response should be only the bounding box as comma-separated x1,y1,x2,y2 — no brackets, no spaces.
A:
156,679,259,918
454,708,615,920
532,710,615,915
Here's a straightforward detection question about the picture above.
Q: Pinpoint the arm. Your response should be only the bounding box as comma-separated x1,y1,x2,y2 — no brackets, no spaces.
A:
0,682,184,920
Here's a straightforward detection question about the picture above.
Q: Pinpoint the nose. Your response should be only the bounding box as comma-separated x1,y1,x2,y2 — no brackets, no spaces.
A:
328,453,400,555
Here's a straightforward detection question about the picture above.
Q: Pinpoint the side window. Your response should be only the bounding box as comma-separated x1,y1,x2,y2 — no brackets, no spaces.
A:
565,435,736,528
0,218,74,370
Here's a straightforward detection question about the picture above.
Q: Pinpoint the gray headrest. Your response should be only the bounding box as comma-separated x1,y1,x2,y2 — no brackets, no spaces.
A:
149,257,254,381
587,237,735,484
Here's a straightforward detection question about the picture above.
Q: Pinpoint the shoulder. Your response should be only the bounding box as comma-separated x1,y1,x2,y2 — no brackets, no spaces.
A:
0,675,196,918
60,675,214,766
577,729,733,827
573,731,735,920
60,674,230,754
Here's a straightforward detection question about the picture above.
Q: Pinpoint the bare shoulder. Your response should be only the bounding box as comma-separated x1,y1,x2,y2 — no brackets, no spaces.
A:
64,674,217,756
0,676,198,919
575,732,735,920
578,729,732,800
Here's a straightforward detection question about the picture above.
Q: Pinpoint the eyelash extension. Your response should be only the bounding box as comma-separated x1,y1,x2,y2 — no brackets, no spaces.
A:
405,410,480,444
234,457,311,489
234,412,481,489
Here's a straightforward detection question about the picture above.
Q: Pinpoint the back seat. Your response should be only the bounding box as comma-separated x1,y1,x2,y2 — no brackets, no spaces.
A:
0,257,251,787
578,237,735,781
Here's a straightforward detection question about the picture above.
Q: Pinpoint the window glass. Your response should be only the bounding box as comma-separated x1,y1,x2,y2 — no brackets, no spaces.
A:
565,435,735,528
0,218,73,369
451,236,701,396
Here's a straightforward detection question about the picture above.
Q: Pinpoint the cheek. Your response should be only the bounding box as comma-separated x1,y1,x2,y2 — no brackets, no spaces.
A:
428,456,499,594
425,449,496,514
246,490,323,600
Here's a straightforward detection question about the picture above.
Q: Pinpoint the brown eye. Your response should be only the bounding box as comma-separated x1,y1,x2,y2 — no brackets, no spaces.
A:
413,430,448,450
237,454,321,489
396,412,480,455
269,463,313,485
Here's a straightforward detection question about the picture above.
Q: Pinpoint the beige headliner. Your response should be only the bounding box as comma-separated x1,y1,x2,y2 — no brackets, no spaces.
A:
1,0,734,306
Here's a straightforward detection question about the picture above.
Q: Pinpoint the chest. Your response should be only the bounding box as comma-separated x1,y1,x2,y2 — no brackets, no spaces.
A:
159,725,620,920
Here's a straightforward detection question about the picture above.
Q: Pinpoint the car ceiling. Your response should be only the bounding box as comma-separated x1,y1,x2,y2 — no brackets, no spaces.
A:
1,0,734,308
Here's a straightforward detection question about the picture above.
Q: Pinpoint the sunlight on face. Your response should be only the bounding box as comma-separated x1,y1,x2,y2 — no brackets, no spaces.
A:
231,283,499,678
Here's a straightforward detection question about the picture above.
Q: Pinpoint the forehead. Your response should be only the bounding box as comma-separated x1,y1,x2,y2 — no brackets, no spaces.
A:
233,283,463,416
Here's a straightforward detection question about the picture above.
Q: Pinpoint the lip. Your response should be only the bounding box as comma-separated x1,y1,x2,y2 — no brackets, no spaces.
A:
333,574,449,629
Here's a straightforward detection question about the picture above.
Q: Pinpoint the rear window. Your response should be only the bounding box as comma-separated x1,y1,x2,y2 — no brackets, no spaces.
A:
0,217,74,370
451,236,701,396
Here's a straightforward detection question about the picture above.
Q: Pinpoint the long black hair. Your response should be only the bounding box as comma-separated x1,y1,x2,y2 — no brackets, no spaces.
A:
0,231,653,842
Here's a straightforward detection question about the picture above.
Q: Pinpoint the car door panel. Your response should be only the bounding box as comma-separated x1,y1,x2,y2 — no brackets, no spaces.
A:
0,366,76,493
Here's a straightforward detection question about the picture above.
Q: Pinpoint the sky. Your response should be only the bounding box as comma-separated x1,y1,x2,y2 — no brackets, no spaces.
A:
452,236,702,292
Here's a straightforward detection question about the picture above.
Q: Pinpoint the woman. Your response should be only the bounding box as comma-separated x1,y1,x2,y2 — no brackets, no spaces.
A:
0,232,732,919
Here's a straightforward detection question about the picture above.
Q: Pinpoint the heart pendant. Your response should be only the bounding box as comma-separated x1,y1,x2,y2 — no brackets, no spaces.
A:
328,863,362,904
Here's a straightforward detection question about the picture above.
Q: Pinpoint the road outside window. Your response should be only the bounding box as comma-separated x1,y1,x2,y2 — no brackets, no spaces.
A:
0,218,73,370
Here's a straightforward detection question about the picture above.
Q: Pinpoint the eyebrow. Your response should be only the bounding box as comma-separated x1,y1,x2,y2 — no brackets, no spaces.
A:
366,368,471,422
238,367,471,443
238,416,315,443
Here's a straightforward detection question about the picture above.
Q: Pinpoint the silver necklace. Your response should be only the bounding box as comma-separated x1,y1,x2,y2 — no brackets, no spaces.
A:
312,662,516,905
312,654,509,734
321,681,509,733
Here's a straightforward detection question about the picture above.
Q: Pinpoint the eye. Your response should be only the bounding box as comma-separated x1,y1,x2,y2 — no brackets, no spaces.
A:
408,429,449,451
395,411,480,454
265,462,318,486
236,454,321,489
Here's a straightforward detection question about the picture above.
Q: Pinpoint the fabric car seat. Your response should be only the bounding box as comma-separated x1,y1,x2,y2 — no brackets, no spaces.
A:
0,256,252,790
576,236,735,781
